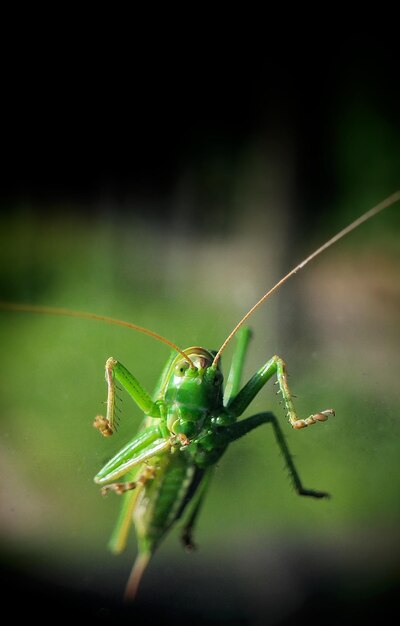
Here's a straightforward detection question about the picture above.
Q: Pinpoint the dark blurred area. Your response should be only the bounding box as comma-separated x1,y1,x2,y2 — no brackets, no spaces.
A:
2,34,399,225
3,531,399,624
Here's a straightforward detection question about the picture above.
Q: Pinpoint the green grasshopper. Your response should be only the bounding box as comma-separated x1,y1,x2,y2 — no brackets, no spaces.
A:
1,191,399,600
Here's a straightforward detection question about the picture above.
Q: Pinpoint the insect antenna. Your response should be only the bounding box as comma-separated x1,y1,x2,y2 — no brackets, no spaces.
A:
0,302,195,367
213,190,400,366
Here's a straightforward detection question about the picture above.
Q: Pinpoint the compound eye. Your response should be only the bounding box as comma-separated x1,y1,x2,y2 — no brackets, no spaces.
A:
174,360,190,377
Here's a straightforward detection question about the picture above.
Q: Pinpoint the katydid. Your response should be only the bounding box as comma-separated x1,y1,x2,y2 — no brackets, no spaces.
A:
1,191,399,601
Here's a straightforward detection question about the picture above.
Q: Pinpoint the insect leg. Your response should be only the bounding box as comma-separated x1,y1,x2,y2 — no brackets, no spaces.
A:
180,469,214,551
226,356,334,429
226,412,328,498
94,357,164,436
106,461,158,553
101,463,157,495
223,327,252,406
94,426,171,485
107,470,140,554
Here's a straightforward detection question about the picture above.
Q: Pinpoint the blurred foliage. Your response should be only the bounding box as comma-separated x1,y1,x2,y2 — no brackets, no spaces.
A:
0,185,399,580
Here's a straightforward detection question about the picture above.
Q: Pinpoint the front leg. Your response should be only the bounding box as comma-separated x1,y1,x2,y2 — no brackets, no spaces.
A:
94,357,165,436
225,355,334,429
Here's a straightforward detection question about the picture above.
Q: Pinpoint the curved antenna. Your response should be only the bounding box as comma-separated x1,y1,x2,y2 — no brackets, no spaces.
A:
0,302,195,367
213,190,400,366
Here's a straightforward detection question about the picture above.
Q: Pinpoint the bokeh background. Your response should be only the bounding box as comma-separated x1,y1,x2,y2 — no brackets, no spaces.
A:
1,33,399,624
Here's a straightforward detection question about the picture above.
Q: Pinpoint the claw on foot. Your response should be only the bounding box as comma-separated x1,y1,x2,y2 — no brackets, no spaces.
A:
93,415,114,437
292,408,335,430
181,530,197,552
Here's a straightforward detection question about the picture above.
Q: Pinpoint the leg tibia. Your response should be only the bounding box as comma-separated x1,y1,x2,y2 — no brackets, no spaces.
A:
226,412,329,498
275,357,335,429
93,358,119,436
94,357,163,437
181,469,213,551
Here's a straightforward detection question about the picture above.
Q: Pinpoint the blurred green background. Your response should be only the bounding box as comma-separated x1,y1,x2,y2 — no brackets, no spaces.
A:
0,36,399,624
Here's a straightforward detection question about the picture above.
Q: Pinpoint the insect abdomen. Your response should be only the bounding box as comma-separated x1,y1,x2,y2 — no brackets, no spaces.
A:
133,452,200,554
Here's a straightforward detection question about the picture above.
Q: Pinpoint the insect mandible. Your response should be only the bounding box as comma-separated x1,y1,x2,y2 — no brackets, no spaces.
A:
1,191,399,600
